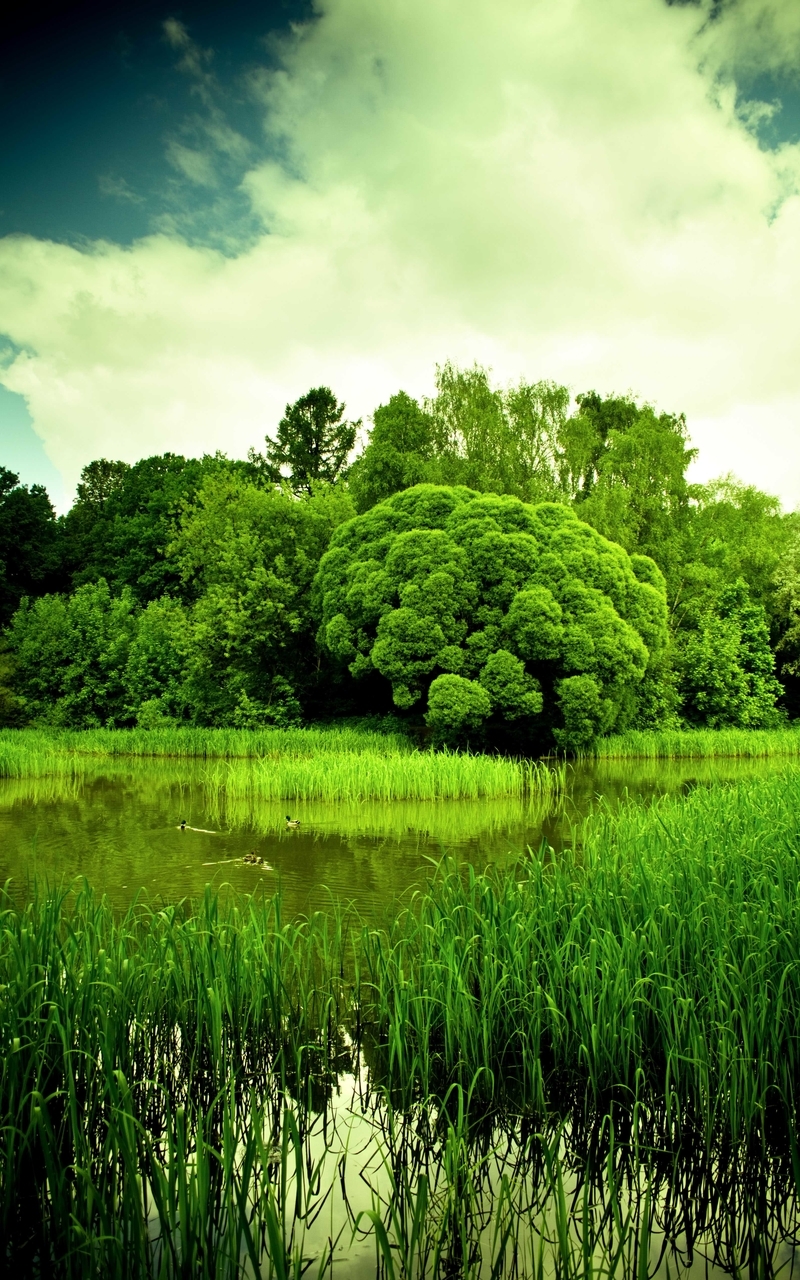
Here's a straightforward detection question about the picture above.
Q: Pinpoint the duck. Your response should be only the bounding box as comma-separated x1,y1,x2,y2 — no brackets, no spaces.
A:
285,815,301,829
243,851,263,865
179,819,187,831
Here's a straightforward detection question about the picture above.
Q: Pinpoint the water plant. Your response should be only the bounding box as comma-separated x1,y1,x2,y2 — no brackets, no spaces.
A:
362,768,800,1136
591,724,800,759
0,727,562,802
4,766,800,1274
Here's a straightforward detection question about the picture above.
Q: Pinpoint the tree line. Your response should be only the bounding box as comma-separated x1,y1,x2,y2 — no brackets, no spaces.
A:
1,366,798,748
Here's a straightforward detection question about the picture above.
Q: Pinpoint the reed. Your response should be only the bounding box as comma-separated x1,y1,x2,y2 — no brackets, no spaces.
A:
5,767,800,1273
590,725,800,759
362,767,800,1138
202,752,562,805
0,723,413,768
0,728,563,801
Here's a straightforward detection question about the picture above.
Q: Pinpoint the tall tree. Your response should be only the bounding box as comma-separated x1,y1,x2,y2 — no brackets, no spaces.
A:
561,393,697,589
169,473,356,724
63,453,238,601
348,391,439,512
427,362,568,502
0,467,64,627
264,387,358,493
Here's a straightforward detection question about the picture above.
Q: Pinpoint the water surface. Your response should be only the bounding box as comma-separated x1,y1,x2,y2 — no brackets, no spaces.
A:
1,753,795,915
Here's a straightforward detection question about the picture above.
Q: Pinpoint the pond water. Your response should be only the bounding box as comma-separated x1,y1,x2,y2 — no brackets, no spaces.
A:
0,753,796,915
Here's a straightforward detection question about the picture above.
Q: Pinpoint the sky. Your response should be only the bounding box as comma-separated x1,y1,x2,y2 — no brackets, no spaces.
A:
2,0,800,513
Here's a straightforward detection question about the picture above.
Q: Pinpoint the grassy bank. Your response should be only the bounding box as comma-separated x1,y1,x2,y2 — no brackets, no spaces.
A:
0,727,560,801
0,723,413,764
591,725,800,758
3,768,800,1273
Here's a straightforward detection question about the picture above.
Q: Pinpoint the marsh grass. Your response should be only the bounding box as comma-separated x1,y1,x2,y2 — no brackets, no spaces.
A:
0,723,413,767
592,725,800,759
363,767,800,1136
5,767,800,1274
0,728,562,802
201,752,562,805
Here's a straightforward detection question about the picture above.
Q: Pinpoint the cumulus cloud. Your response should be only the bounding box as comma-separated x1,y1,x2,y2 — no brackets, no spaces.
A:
1,0,800,505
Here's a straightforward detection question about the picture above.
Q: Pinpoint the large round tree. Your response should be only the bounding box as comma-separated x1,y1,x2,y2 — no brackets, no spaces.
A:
313,485,669,749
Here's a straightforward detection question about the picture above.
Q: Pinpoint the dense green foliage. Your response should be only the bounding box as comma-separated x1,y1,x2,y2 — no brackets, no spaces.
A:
315,483,668,750
0,467,64,628
3,767,800,1273
1,362,796,743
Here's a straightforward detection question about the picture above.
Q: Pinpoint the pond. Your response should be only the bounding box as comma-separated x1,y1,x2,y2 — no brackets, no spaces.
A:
0,752,796,915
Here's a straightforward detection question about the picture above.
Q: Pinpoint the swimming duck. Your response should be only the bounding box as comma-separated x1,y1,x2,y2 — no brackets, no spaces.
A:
179,819,187,830
243,852,263,865
285,815,301,828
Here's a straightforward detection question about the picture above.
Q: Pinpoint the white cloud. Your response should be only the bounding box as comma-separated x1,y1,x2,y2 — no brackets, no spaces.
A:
1,0,800,507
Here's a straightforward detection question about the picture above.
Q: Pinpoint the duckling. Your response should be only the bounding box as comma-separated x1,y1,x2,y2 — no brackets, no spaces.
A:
285,815,301,829
179,819,187,831
243,851,262,865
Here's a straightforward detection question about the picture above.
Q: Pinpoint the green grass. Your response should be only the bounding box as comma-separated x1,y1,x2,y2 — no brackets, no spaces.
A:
201,751,561,804
0,723,414,764
363,767,800,1137
4,767,800,1273
0,727,562,801
591,725,800,759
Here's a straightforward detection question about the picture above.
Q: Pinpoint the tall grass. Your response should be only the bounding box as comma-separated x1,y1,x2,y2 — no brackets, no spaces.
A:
5,767,800,1273
592,725,800,759
0,728,562,801
4,876,798,1276
202,752,562,804
0,723,413,766
362,767,800,1137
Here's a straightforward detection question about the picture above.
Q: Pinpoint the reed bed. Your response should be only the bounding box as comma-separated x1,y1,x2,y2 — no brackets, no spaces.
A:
0,723,413,769
202,752,561,805
5,768,800,1273
363,768,800,1139
591,725,800,759
0,728,561,801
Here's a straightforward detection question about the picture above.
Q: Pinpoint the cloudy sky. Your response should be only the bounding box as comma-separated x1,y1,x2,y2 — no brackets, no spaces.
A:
2,0,800,511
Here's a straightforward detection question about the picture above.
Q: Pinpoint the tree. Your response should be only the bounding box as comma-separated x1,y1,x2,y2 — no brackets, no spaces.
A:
673,476,794,625
348,392,439,513
62,453,237,601
674,579,782,728
264,387,359,493
347,366,570,514
122,596,192,726
314,484,669,751
0,467,64,627
560,393,697,589
6,579,139,727
169,473,356,724
75,458,131,508
427,362,568,503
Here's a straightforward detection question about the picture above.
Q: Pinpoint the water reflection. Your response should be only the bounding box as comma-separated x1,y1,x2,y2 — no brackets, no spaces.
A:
0,754,797,915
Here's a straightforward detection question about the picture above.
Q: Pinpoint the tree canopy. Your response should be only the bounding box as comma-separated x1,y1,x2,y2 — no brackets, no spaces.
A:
314,484,669,750
262,387,359,493
0,367,793,741
0,467,64,628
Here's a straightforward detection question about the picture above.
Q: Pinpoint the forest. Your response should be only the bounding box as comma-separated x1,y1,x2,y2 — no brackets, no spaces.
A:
2,363,798,752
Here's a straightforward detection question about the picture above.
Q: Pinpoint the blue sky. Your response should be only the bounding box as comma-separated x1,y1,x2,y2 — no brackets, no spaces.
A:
1,0,310,503
3,0,800,510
